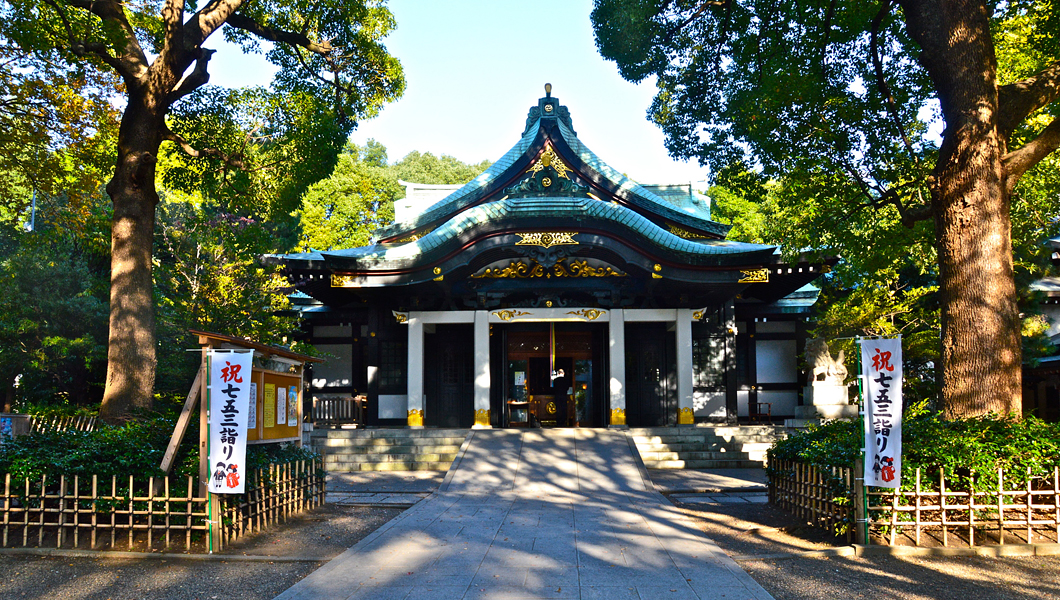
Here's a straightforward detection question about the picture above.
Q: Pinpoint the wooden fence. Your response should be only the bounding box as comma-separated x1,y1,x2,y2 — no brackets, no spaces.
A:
215,460,327,550
0,459,324,552
866,467,1060,547
311,395,364,426
769,460,1060,547
768,459,855,542
29,415,98,434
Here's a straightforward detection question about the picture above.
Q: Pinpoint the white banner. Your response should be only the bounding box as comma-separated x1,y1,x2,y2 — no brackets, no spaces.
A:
861,337,902,488
208,349,254,494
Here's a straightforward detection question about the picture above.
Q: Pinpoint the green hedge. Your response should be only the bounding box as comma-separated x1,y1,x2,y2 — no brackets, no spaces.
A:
768,403,1060,490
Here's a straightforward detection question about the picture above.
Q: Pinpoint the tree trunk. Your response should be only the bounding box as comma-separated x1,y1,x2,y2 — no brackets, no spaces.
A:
903,0,1023,418
99,95,162,422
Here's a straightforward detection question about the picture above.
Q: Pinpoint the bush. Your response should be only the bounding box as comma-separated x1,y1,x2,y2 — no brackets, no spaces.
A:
768,404,1060,492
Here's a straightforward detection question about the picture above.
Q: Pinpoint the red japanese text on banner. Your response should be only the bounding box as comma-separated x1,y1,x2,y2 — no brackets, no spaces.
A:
861,337,902,488
208,349,254,494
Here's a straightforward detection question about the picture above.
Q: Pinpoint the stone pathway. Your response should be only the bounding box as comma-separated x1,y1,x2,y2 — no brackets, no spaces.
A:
277,429,773,600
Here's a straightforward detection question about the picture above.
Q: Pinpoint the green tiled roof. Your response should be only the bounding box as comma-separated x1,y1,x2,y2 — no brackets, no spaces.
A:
288,196,774,272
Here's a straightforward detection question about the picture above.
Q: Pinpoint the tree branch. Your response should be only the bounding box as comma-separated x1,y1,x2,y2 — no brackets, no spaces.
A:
184,0,243,49
666,0,728,39
1002,116,1060,194
58,0,151,82
870,0,919,164
162,0,187,56
162,126,245,169
43,0,126,75
224,13,334,55
167,48,216,105
998,59,1060,141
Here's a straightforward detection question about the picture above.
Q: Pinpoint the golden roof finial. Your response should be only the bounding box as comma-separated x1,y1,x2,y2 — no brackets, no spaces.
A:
544,83,552,97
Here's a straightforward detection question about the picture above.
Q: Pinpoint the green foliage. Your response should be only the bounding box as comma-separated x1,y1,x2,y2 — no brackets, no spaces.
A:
769,405,1060,484
296,141,491,252
0,193,110,410
391,151,492,188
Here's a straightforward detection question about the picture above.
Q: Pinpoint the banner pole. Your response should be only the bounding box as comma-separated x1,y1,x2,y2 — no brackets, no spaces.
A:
856,337,869,546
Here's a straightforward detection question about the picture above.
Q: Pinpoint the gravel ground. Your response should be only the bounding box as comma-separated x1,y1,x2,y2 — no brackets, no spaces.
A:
0,504,403,600
672,497,1060,600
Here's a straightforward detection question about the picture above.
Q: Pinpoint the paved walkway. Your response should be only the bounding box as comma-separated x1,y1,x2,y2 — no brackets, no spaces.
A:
276,429,774,600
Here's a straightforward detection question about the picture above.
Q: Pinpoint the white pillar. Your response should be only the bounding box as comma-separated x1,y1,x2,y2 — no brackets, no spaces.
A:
473,310,492,428
676,308,694,425
608,308,626,426
407,316,424,427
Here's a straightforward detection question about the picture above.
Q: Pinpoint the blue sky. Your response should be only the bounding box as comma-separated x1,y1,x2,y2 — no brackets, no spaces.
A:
209,0,709,186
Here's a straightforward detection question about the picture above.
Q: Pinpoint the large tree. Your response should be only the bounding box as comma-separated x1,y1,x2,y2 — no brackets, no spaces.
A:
593,0,1060,418
0,1,404,420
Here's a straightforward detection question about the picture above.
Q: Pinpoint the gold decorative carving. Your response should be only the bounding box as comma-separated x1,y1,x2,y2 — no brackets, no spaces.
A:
470,260,547,279
492,309,531,321
738,268,770,283
653,263,662,272
554,259,627,278
567,309,606,321
392,311,408,324
515,231,578,248
433,267,441,274
542,177,553,187
692,309,705,321
610,408,626,426
472,257,627,280
678,407,695,425
668,223,710,240
545,300,553,307
546,401,557,415
407,409,424,427
526,144,572,180
474,409,491,427
392,228,433,244
332,274,359,288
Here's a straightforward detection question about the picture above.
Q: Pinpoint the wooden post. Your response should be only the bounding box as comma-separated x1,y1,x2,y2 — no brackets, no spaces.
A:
160,363,204,474
198,344,211,497
854,458,868,546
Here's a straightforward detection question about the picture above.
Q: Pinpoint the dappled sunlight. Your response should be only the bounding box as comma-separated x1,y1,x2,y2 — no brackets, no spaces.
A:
277,427,774,599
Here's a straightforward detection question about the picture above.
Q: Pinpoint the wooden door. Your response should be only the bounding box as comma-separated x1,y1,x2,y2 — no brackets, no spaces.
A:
424,325,474,428
625,323,677,426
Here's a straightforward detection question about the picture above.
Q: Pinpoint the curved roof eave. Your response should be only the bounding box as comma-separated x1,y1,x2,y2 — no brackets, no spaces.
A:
374,121,542,239
552,120,729,238
292,196,775,272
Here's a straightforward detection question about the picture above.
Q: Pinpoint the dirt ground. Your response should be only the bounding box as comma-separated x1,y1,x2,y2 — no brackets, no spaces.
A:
0,504,402,600
672,497,1060,600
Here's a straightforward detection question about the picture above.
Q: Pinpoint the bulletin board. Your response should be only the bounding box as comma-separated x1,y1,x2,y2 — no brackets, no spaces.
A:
248,369,302,444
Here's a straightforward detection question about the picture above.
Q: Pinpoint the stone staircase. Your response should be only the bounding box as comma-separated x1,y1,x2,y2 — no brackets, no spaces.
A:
310,428,469,472
628,426,786,469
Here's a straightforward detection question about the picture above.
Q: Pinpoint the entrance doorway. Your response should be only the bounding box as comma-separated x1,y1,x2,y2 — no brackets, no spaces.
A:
625,323,677,426
424,324,474,428
501,323,605,427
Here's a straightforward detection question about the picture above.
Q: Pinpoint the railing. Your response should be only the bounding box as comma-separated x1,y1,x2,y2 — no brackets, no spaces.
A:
0,459,324,552
311,395,364,425
215,460,326,550
768,459,855,542
867,467,1060,547
769,459,1060,547
29,415,98,434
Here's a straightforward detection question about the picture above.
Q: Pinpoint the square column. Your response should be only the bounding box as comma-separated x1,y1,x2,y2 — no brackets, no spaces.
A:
406,316,424,427
473,310,491,428
608,308,626,426
676,309,694,425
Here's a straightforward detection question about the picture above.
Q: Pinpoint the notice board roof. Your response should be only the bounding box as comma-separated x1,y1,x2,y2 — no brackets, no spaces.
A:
190,330,323,363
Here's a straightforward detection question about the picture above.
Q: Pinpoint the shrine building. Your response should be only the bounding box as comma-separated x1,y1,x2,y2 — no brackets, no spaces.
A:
273,86,829,429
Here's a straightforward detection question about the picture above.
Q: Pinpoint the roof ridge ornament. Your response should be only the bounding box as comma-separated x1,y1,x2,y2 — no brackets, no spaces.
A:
522,84,576,136
505,141,589,197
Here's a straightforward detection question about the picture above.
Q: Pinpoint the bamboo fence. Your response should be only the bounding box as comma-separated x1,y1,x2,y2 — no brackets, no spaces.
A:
0,459,324,552
768,458,855,542
866,466,1060,547
769,460,1060,547
28,415,98,434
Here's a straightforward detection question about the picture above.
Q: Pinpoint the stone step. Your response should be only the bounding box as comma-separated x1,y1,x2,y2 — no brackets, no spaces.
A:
311,429,469,440
634,442,742,452
311,436,466,451
638,451,751,461
326,461,453,472
644,459,764,469
322,453,459,464
317,447,460,455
